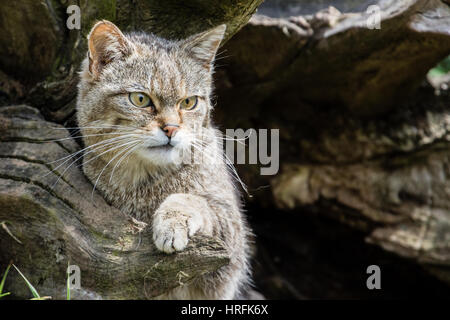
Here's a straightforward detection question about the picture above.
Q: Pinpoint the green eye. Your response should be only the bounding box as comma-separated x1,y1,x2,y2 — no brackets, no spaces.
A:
180,96,198,110
129,92,153,108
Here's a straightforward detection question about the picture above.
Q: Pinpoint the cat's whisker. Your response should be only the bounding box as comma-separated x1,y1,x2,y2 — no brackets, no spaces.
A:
42,140,126,182
223,152,248,194
188,137,248,193
53,123,143,130
217,135,248,141
214,57,231,63
44,131,138,143
85,122,147,131
45,134,139,166
80,139,139,170
185,132,247,147
49,137,138,188
215,137,247,146
91,140,142,199
53,138,137,191
188,140,248,194
188,141,221,164
219,132,252,146
50,126,147,138
50,126,128,131
215,49,229,59
108,142,143,184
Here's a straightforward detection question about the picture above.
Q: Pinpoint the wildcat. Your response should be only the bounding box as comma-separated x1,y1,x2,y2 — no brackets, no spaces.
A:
76,20,252,299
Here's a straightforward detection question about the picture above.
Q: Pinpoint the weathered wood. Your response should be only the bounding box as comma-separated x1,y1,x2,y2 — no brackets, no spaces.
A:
0,105,229,299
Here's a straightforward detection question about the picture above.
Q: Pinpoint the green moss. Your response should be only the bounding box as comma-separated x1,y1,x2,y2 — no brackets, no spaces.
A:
89,228,110,243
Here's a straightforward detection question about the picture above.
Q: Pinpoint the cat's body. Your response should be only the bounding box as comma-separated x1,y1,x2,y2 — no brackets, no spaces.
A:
76,21,251,299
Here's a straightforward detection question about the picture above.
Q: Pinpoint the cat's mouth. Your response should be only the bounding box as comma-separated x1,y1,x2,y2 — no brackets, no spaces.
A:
149,143,173,151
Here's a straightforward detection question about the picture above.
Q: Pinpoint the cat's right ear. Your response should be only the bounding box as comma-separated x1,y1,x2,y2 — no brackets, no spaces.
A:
87,20,133,78
181,24,226,70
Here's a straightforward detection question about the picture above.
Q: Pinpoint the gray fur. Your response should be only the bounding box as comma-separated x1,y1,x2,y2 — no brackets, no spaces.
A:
76,21,252,299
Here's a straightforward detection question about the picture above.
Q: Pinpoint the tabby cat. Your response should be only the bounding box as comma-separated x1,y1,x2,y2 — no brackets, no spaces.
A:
76,20,251,299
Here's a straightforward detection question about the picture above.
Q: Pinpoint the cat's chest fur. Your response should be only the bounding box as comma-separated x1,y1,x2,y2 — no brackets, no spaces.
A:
106,166,200,220
81,133,234,222
87,160,225,221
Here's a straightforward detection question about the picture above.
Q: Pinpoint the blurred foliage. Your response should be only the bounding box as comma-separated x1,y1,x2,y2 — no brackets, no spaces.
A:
428,55,450,76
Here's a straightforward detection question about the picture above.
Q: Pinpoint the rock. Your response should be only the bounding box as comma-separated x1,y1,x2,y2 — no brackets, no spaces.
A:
213,0,450,284
216,0,450,118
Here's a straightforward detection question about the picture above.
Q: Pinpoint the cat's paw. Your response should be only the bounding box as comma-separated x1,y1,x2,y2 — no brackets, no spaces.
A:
152,209,203,254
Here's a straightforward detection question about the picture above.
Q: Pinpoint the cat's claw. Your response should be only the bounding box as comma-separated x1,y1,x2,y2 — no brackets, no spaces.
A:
152,211,202,254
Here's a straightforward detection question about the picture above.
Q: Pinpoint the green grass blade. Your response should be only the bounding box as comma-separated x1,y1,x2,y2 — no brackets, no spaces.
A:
12,264,40,299
0,263,11,294
0,221,22,244
66,268,70,301
0,292,11,298
30,296,51,300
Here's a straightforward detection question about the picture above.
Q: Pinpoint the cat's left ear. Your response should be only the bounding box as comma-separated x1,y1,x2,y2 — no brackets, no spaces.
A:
181,24,226,69
87,20,133,78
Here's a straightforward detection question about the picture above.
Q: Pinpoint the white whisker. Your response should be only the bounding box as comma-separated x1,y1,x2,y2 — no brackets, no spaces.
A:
44,131,137,143
45,134,138,168
50,138,137,189
91,141,141,199
109,142,143,184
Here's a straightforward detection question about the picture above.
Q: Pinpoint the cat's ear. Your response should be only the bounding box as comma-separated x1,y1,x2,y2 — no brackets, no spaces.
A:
87,20,133,77
181,24,226,68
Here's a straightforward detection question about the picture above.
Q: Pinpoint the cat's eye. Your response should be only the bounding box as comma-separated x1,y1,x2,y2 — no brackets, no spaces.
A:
129,92,153,108
180,96,198,110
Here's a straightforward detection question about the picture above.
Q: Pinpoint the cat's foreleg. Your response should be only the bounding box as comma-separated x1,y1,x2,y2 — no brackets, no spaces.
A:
152,193,214,253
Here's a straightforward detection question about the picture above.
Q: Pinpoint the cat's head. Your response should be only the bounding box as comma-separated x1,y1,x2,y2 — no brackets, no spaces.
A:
77,20,225,169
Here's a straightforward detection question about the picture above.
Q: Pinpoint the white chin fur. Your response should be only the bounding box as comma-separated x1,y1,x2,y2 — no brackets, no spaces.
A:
137,145,184,167
137,129,191,167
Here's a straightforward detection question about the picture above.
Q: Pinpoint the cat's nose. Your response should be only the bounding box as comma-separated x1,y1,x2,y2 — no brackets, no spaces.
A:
162,124,179,138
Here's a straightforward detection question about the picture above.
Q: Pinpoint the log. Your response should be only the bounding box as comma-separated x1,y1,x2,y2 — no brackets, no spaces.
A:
0,0,263,299
0,106,229,299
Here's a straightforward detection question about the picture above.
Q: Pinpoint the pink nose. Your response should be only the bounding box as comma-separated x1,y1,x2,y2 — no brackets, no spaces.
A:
162,124,179,138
